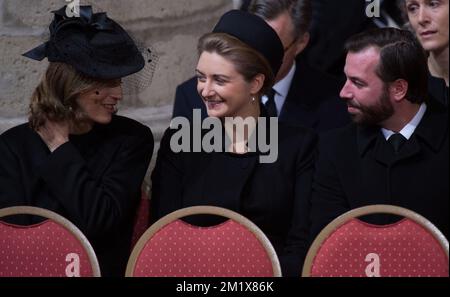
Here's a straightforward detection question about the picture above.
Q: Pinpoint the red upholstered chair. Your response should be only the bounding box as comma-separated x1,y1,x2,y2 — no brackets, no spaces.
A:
125,206,281,277
0,206,100,277
302,205,449,277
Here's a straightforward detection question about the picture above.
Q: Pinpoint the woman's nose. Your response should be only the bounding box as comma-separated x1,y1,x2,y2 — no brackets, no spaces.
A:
200,81,215,98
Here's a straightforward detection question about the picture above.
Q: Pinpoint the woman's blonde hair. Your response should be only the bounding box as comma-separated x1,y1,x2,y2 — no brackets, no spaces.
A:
29,62,114,130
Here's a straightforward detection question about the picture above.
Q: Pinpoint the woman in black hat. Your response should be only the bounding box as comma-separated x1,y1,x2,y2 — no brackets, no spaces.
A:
151,10,317,277
0,6,154,276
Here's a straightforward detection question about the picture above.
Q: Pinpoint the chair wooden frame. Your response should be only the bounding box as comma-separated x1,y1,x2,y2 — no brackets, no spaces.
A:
302,204,449,277
126,205,282,277
0,206,101,277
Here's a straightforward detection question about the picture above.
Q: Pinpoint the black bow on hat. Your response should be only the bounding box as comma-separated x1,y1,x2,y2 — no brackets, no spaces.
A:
23,5,145,80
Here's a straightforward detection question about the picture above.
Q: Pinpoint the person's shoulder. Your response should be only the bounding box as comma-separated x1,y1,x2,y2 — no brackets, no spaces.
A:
1,123,32,143
277,122,318,149
278,122,315,138
320,123,357,146
427,98,448,115
110,115,153,140
177,76,197,92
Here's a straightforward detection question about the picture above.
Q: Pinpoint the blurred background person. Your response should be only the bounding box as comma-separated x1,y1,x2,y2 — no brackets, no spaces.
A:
295,0,404,82
400,0,448,107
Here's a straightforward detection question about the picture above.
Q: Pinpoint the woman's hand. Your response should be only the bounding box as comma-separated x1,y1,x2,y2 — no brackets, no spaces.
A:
36,119,70,152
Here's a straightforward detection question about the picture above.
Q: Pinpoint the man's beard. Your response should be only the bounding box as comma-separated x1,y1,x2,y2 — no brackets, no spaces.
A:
348,86,394,126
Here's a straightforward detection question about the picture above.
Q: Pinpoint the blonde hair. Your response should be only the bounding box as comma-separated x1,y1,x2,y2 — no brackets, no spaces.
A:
29,62,114,130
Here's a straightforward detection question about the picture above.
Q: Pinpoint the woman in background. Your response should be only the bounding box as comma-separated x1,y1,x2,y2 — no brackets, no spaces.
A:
402,0,449,106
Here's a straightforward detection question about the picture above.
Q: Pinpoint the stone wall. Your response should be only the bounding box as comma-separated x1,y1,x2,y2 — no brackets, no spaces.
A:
0,0,236,184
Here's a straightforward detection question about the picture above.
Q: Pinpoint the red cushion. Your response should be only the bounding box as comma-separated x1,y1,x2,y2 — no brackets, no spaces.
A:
0,220,94,277
132,219,274,277
311,218,448,277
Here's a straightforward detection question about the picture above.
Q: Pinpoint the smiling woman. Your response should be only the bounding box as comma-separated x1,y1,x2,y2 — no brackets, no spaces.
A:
0,5,155,277
152,10,318,277
195,33,273,119
28,63,125,141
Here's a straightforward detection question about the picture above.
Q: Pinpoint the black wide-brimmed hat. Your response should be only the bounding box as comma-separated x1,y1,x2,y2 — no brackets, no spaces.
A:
23,5,148,80
212,10,284,76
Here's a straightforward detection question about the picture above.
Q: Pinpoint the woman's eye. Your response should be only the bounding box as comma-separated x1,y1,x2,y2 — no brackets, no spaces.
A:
430,0,440,8
407,4,419,13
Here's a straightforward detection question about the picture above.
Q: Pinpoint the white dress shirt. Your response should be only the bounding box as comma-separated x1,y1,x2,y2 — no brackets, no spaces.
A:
382,103,427,141
262,62,296,115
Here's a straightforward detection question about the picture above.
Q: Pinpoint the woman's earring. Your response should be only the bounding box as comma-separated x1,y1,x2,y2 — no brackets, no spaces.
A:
251,96,256,103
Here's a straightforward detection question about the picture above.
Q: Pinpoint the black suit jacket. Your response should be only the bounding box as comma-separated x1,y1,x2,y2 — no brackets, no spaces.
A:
0,116,154,276
172,58,350,133
310,102,449,243
151,121,317,276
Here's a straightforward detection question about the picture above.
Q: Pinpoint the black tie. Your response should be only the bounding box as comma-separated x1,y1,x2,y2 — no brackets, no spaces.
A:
388,133,407,153
265,88,278,117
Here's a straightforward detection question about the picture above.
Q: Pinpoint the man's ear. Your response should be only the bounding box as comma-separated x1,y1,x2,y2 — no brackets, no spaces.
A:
390,79,409,102
295,32,310,56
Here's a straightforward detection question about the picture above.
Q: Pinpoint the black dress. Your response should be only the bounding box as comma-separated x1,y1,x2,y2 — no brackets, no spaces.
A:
0,115,154,276
151,118,317,276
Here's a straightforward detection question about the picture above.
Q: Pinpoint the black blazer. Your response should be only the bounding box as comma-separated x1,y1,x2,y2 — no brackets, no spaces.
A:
0,116,154,276
310,102,449,242
151,121,317,276
172,57,350,133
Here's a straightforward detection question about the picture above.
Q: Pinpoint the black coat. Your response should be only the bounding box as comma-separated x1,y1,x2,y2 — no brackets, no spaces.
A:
310,102,449,243
428,74,449,108
0,116,154,277
172,57,350,133
151,121,317,277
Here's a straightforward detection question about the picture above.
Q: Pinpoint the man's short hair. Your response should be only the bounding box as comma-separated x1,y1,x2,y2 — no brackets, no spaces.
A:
249,0,312,41
345,28,429,104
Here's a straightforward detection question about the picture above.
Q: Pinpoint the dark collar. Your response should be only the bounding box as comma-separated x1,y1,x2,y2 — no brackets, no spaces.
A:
357,103,448,156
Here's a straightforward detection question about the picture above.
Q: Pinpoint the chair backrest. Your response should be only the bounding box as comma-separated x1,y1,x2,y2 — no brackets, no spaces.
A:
126,206,282,277
302,205,449,277
0,206,101,277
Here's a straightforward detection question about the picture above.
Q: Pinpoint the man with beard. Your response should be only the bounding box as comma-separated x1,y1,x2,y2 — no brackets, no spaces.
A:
308,28,449,246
